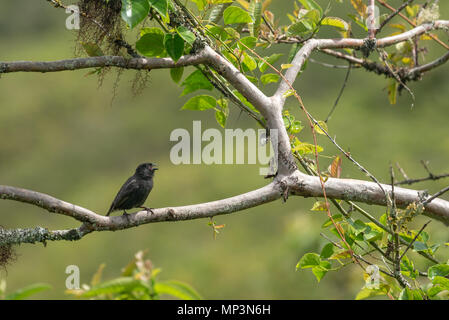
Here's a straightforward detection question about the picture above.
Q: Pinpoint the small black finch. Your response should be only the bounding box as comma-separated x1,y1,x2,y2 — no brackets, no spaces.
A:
107,163,158,216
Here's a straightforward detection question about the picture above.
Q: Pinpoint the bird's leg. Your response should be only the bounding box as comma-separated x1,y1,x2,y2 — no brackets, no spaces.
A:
139,206,154,214
122,210,131,222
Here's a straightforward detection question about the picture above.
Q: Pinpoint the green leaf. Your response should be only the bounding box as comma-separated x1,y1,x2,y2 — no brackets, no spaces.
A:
181,95,217,111
348,13,368,31
223,6,254,24
400,255,418,279
121,0,150,29
5,283,52,300
206,25,228,41
350,219,368,234
312,261,331,282
216,98,229,127
288,19,314,36
428,264,449,280
413,241,428,252
260,73,280,85
242,52,257,71
320,243,335,259
217,97,229,111
330,249,352,260
363,230,382,242
379,213,387,226
298,0,323,18
292,140,323,155
224,27,241,39
311,200,328,212
388,80,398,105
81,277,148,297
428,285,445,298
321,17,349,30
314,120,328,135
355,287,388,300
181,70,214,96
91,263,106,286
176,26,196,45
170,67,184,83
164,33,185,62
210,0,234,4
432,276,449,290
297,253,321,269
283,89,296,98
304,9,321,24
209,2,233,24
249,0,262,36
215,109,227,128
149,0,168,19
232,90,259,113
288,43,300,63
81,42,104,57
154,280,202,300
290,120,304,133
238,36,258,50
136,28,165,57
245,75,258,84
321,214,343,228
405,5,419,18
259,53,283,73
190,0,207,11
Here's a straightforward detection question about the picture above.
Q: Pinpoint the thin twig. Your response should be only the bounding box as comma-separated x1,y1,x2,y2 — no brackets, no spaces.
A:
395,161,449,185
376,0,415,35
399,220,431,261
396,162,410,181
376,0,449,50
377,48,415,108
309,58,355,69
325,62,352,122
423,186,449,206
396,173,449,186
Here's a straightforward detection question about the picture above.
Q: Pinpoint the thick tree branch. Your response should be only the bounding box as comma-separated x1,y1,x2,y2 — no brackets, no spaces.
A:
274,20,449,102
2,170,449,245
0,183,283,245
368,0,377,39
0,53,209,74
290,172,449,226
0,226,90,246
406,51,449,79
1,20,449,248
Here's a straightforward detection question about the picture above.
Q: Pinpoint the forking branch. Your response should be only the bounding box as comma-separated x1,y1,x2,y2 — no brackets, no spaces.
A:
1,3,449,249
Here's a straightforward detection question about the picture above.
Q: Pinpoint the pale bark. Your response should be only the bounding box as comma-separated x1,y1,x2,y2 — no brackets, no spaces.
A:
1,20,449,246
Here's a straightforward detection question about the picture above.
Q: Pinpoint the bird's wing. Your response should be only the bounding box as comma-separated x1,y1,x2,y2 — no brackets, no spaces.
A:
107,177,140,215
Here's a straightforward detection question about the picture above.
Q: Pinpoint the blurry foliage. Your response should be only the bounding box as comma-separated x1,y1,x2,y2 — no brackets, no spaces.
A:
67,250,202,300
0,251,201,300
0,280,51,300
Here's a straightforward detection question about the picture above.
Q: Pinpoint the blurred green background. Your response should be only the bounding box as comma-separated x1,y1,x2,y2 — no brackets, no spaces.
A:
0,1,448,299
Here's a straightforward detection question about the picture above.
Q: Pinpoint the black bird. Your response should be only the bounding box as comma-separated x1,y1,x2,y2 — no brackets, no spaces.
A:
106,163,158,216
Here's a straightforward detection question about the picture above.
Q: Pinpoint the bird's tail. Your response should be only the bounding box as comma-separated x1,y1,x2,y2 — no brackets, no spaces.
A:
106,205,114,216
